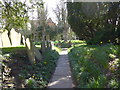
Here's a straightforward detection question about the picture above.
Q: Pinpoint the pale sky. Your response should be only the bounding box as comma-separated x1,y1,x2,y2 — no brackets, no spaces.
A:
25,0,61,23
19,0,60,23
0,0,61,24
26,0,61,24
43,0,60,24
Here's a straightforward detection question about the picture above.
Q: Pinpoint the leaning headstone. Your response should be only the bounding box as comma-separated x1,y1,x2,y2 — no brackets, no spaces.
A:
51,41,54,50
10,28,21,47
0,33,2,47
1,31,11,47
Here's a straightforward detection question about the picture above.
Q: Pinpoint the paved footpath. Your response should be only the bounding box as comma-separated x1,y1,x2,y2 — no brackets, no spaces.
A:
47,48,74,88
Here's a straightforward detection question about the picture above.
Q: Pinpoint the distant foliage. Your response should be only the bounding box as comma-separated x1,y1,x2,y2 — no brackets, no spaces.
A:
54,40,86,48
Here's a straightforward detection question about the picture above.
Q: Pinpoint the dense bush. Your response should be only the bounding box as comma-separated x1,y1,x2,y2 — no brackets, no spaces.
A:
67,2,120,45
68,44,119,88
54,40,86,48
22,49,59,88
2,49,59,88
34,41,42,45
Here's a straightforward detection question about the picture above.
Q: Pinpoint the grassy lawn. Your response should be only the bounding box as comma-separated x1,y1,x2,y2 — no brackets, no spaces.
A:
1,45,41,54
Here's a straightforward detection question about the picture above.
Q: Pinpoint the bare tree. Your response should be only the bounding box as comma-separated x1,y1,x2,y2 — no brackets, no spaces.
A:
53,0,69,41
36,0,48,54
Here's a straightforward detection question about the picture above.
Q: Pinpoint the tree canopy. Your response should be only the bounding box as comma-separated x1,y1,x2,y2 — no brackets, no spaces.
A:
67,2,120,45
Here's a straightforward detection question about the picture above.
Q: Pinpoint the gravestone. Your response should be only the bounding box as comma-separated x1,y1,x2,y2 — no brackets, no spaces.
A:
0,33,2,48
51,41,54,49
1,31,11,47
10,28,21,47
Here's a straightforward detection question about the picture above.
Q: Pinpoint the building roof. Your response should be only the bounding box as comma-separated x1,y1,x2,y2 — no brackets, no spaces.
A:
30,18,56,27
47,18,56,26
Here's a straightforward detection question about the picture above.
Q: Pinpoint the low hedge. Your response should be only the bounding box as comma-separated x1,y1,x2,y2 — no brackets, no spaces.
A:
54,40,86,48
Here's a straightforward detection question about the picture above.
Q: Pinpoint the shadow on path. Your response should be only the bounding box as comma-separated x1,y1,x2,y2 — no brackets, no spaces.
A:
47,48,74,88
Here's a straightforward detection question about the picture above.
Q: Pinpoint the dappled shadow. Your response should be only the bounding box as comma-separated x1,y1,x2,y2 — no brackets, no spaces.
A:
48,75,72,88
47,48,74,88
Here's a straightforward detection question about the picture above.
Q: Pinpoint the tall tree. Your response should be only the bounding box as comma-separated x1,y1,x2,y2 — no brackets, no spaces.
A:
36,0,48,54
54,0,69,41
1,0,42,64
67,2,120,44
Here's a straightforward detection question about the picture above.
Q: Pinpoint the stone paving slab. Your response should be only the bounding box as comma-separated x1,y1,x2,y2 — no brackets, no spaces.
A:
47,48,74,88
48,76,73,88
54,67,71,76
57,62,69,67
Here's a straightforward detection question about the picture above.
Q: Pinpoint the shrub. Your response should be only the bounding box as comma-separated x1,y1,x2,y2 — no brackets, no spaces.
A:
54,40,86,48
68,44,119,88
2,49,59,88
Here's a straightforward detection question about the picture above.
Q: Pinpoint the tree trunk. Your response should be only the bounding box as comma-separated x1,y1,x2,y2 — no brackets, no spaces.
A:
41,27,46,54
46,35,49,48
7,30,12,45
33,45,42,61
25,37,35,64
63,30,67,41
63,23,68,42
46,35,51,49
24,37,42,64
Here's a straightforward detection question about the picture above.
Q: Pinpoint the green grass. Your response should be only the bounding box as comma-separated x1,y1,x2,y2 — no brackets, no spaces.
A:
53,46,62,53
68,43,87,53
1,45,41,54
70,40,86,44
1,46,25,54
54,40,86,48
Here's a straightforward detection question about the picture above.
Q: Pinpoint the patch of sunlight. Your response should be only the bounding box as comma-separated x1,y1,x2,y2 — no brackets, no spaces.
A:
48,75,71,87
59,48,68,55
53,46,62,54
68,43,87,53
35,45,41,48
109,54,116,59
